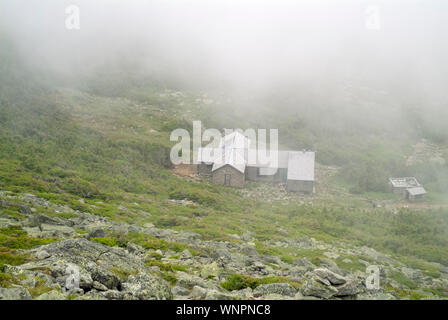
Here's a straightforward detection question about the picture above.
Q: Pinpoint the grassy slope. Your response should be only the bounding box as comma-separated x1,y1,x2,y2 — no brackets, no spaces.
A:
0,41,448,286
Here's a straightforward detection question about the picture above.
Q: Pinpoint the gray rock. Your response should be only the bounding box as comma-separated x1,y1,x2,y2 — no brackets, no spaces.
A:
76,290,109,300
357,292,396,300
253,283,297,297
200,262,220,279
126,242,146,255
88,228,106,238
172,286,190,296
335,280,362,297
241,245,258,256
301,276,338,299
92,281,109,291
234,287,254,299
180,249,193,260
18,204,33,215
122,273,172,300
103,290,125,300
85,262,120,290
0,288,32,300
36,250,51,260
190,285,208,299
211,248,231,261
314,268,347,285
30,214,72,227
205,290,243,300
175,271,209,289
35,290,67,300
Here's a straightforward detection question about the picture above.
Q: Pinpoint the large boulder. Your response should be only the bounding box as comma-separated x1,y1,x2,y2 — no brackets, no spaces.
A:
121,273,172,300
335,280,363,297
314,268,347,285
0,288,32,300
84,262,121,290
301,276,338,299
35,290,67,300
190,285,208,299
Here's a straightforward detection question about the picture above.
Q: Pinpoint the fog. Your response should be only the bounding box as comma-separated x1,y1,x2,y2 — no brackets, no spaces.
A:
0,0,447,98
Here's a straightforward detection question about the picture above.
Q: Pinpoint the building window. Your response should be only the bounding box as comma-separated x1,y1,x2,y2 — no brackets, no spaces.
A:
224,174,231,186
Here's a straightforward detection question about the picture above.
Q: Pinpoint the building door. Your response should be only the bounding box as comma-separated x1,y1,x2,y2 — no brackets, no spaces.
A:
224,174,231,186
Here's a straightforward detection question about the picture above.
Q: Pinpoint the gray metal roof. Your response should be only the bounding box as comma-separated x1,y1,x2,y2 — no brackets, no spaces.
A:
245,150,290,168
389,177,421,188
211,147,246,173
219,131,250,149
406,187,426,196
198,133,315,179
287,151,315,181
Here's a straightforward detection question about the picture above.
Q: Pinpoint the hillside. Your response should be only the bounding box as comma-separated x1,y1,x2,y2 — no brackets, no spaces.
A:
1,38,448,300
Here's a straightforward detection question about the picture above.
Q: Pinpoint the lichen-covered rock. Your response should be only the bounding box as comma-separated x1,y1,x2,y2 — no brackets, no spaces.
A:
175,271,209,289
314,268,347,285
121,273,172,300
172,286,190,297
335,280,363,297
357,292,397,300
0,288,32,300
211,248,231,261
253,283,297,297
88,228,106,238
36,250,51,260
35,290,67,300
200,262,220,279
84,262,120,290
301,276,338,299
190,285,208,299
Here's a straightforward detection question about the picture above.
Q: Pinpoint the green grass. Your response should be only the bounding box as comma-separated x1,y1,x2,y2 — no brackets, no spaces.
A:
335,256,369,272
0,47,447,287
423,286,448,298
0,226,56,287
389,270,417,290
0,226,56,250
27,276,53,298
220,274,302,291
109,267,138,281
385,284,429,300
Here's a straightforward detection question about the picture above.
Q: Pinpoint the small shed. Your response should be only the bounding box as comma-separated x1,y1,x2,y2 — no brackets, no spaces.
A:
211,148,246,187
389,177,421,195
286,151,315,193
405,187,427,201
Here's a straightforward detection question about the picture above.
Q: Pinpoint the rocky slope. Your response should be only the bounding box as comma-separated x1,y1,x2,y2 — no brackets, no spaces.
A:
1,191,447,300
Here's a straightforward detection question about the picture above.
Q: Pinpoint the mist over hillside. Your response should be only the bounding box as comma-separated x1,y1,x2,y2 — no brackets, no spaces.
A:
1,0,447,141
